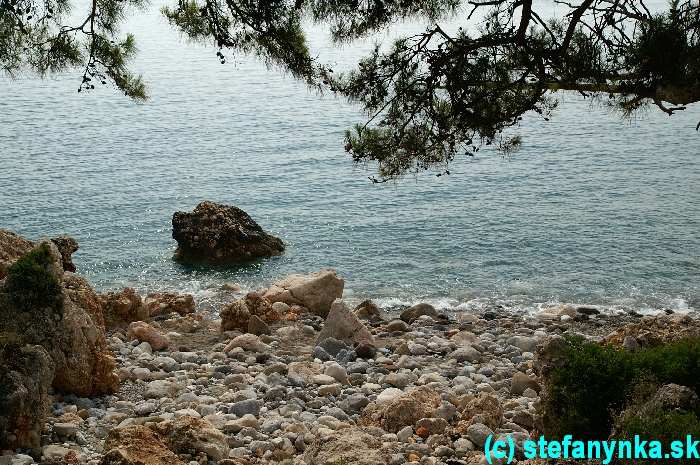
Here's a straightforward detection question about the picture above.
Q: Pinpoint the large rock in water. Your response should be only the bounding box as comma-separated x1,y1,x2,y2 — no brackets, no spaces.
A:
0,344,54,449
0,240,118,396
172,201,284,264
0,229,79,279
263,269,344,317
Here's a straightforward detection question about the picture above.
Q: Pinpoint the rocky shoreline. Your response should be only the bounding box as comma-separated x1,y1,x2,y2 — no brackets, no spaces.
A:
2,228,699,465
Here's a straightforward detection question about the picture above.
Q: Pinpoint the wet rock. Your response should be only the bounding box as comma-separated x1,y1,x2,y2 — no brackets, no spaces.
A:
145,292,195,317
0,344,54,449
263,269,344,317
172,201,284,264
100,425,186,465
128,321,170,351
317,299,374,347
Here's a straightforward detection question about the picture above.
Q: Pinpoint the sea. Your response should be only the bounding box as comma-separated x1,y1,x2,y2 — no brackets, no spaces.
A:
1,0,698,315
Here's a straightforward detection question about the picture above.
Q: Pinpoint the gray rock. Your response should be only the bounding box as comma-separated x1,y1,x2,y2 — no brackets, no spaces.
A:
466,423,493,447
451,346,481,363
317,338,348,357
230,399,262,417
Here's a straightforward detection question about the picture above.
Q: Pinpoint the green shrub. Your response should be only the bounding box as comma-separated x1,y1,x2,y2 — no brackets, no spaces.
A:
615,409,700,464
5,244,62,311
541,335,700,440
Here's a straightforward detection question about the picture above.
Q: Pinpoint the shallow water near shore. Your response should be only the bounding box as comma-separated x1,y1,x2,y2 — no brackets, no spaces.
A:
1,1,699,315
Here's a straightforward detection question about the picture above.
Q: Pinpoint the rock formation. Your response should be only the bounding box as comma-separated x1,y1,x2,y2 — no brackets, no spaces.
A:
220,291,279,332
263,269,344,317
0,229,79,279
0,240,118,396
150,416,229,461
302,427,396,465
100,426,186,465
364,386,442,433
100,288,148,329
0,229,34,279
145,292,195,317
0,343,54,449
172,201,284,264
317,299,374,347
128,321,170,351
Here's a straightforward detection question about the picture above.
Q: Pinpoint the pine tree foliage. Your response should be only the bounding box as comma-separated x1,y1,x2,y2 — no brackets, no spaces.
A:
2,0,699,178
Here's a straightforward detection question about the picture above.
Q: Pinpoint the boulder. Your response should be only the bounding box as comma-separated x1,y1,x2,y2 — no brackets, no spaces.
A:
144,292,195,317
263,269,344,317
0,241,118,396
224,334,270,353
128,321,170,351
354,300,384,322
0,230,79,279
247,315,270,335
458,394,504,430
151,416,229,461
400,303,440,323
0,344,54,449
302,427,395,465
510,372,540,396
317,299,374,347
100,426,186,465
220,292,278,332
100,288,148,328
366,386,442,433
172,201,284,264
603,314,700,348
50,235,79,273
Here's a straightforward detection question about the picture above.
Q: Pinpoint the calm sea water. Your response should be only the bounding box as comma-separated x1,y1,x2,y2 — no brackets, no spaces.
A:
1,2,699,314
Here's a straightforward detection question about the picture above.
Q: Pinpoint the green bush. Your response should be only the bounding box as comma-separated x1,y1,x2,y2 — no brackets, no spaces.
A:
541,335,700,440
615,409,700,465
5,244,63,311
